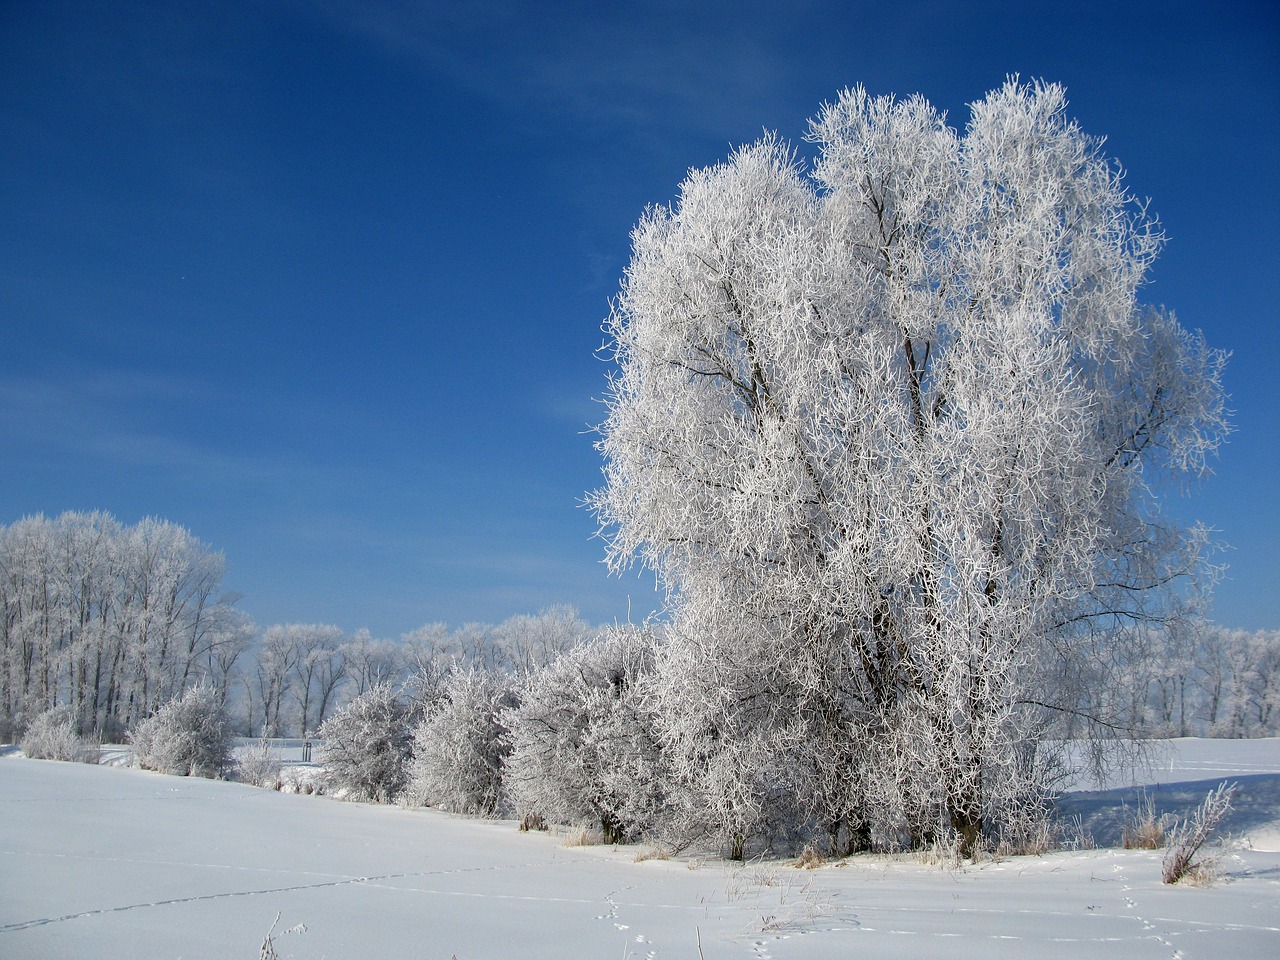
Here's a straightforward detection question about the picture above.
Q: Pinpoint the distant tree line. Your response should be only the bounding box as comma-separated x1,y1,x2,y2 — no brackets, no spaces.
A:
241,605,593,738
0,512,248,739
0,511,594,741
1121,623,1280,739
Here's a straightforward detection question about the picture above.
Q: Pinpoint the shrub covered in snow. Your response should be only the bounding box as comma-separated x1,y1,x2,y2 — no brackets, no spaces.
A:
20,705,96,762
234,739,284,788
317,682,413,802
504,626,666,843
407,668,517,816
129,683,233,778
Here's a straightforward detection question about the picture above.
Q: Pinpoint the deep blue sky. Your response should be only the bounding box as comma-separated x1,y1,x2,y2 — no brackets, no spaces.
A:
2,1,1277,636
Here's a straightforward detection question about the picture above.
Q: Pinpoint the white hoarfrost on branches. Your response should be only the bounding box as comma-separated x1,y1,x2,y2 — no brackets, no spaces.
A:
317,682,413,802
129,682,233,779
504,625,666,843
591,79,1229,857
407,668,517,816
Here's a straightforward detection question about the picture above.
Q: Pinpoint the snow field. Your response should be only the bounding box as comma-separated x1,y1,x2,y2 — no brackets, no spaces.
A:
2,740,1278,959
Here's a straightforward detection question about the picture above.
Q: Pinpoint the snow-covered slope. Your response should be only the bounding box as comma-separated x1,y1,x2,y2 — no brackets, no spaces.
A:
2,740,1277,959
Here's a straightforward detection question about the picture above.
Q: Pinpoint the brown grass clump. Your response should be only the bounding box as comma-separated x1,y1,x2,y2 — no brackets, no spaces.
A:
518,811,548,832
561,826,599,847
794,844,826,869
1122,794,1165,850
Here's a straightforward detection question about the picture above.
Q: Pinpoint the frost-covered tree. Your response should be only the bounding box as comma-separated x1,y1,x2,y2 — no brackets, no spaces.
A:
317,682,413,802
129,682,232,778
407,668,516,816
286,624,347,735
343,629,409,698
592,80,1228,855
504,625,665,843
398,622,459,708
248,625,305,737
493,605,595,678
200,608,256,720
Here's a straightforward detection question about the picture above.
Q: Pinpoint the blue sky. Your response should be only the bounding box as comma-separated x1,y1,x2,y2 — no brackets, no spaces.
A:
2,0,1277,636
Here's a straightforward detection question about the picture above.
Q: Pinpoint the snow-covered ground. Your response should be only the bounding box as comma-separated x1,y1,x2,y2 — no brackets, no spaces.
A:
1,740,1277,959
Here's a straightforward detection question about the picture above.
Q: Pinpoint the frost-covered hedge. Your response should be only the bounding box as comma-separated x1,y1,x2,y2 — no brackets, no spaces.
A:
407,668,516,816
504,626,665,843
129,684,232,778
317,683,413,802
21,705,96,762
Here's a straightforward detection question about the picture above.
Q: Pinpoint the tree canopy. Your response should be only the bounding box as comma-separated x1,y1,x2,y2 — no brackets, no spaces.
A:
592,79,1229,855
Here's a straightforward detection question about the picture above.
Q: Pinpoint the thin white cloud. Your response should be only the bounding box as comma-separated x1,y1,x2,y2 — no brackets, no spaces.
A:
0,373,312,488
305,0,798,138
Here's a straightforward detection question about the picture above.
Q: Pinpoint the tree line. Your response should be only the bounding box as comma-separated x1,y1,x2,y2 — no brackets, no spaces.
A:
0,510,593,740
1123,624,1280,739
0,511,244,739
3,508,1275,859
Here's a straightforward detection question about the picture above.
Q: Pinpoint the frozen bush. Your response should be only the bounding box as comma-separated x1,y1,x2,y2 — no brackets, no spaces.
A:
317,683,412,802
129,683,232,778
407,668,516,816
20,705,96,762
234,739,284,788
504,626,666,843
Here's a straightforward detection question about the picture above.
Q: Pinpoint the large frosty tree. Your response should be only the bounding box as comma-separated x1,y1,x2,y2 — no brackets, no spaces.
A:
591,80,1228,856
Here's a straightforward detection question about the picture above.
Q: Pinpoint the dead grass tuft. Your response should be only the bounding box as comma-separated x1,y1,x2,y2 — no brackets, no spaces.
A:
561,826,600,847
1122,793,1165,850
794,844,825,869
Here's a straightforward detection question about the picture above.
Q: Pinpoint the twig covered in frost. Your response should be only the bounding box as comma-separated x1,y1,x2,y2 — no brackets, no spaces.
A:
258,912,306,960
1162,782,1237,884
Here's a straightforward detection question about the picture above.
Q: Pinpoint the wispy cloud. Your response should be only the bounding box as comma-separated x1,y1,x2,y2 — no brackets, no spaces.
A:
307,0,798,139
0,372,313,489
